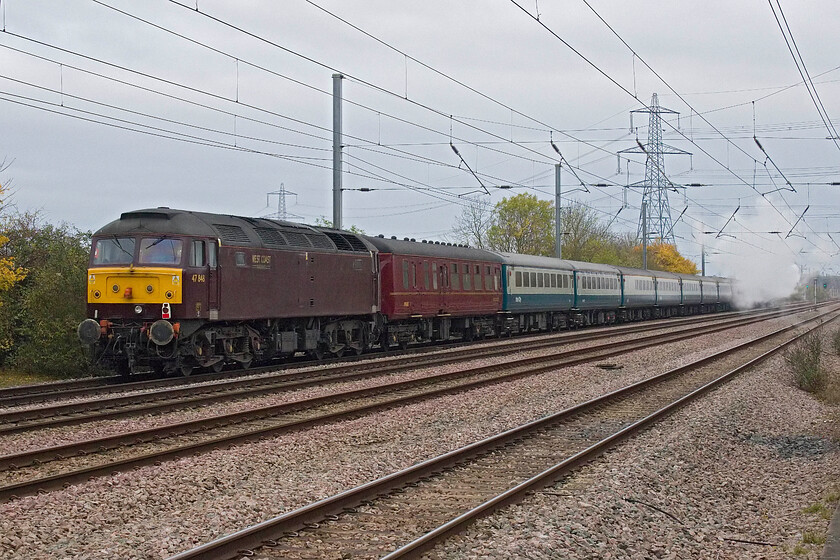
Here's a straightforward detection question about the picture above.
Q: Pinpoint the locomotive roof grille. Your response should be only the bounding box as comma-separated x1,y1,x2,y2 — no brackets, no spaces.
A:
324,232,352,251
120,211,171,221
254,227,288,247
305,233,334,250
282,231,313,248
214,224,250,243
343,234,368,252
323,231,369,252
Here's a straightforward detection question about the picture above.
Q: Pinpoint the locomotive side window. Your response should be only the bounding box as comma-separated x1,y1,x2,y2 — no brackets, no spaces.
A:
235,252,246,267
139,237,183,265
208,242,217,268
93,237,135,265
190,240,205,267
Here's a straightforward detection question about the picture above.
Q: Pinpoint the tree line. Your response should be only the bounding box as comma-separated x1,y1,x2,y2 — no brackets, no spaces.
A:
452,192,698,274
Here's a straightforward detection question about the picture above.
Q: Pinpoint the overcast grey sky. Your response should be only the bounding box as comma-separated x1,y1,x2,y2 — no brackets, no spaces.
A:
1,0,839,282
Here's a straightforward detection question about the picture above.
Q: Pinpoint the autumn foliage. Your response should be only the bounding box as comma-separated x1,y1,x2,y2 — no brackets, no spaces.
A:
459,193,700,275
633,241,699,274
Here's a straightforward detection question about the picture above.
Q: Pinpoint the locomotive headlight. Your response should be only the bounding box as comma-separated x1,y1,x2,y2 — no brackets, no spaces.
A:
111,284,120,293
134,305,143,315
146,285,154,294
93,290,101,299
165,290,173,299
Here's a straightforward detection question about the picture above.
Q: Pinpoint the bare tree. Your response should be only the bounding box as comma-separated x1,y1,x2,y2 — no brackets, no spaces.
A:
452,195,492,248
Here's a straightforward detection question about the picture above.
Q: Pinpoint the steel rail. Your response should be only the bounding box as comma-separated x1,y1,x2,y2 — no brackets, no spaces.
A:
0,304,806,406
0,306,796,434
165,309,838,560
0,305,831,502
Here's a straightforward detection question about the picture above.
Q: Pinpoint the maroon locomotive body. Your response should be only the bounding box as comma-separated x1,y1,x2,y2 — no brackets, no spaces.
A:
79,208,378,375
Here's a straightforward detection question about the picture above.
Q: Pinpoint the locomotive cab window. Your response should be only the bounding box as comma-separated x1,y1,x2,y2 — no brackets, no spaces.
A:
139,237,183,265
93,237,135,265
235,252,247,267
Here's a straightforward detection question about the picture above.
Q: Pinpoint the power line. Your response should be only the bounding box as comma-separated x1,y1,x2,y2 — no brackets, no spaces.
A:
767,0,840,154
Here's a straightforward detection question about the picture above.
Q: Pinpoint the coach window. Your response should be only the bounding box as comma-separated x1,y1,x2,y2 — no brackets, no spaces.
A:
432,262,438,289
494,267,501,291
485,266,492,290
451,263,460,290
190,240,205,267
523,271,530,287
463,264,472,290
537,273,543,288
529,272,536,287
423,262,430,290
402,261,410,289
474,266,481,291
515,271,522,287
411,262,417,288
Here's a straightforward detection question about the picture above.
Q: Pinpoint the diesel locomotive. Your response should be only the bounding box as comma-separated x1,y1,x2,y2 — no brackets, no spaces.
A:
78,208,732,375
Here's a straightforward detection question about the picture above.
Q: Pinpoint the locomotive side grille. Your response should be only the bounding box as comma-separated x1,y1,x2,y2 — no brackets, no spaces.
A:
214,224,250,243
255,227,288,248
306,234,335,250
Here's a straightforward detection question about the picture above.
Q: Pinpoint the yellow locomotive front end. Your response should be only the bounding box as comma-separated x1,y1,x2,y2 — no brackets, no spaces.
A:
78,233,190,374
87,266,183,307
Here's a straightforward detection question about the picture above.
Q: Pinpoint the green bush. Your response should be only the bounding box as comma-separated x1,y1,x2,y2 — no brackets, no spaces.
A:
0,212,94,377
784,334,824,392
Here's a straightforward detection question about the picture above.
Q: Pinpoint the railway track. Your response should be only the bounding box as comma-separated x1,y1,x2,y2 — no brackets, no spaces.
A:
0,303,810,409
165,306,839,560
0,305,810,435
0,304,831,502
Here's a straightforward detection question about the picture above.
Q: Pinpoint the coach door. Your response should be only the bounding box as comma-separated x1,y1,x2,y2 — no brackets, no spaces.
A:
436,262,449,313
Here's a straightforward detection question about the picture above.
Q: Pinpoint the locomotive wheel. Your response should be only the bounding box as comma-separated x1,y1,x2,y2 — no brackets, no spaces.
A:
211,361,225,373
180,365,194,377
